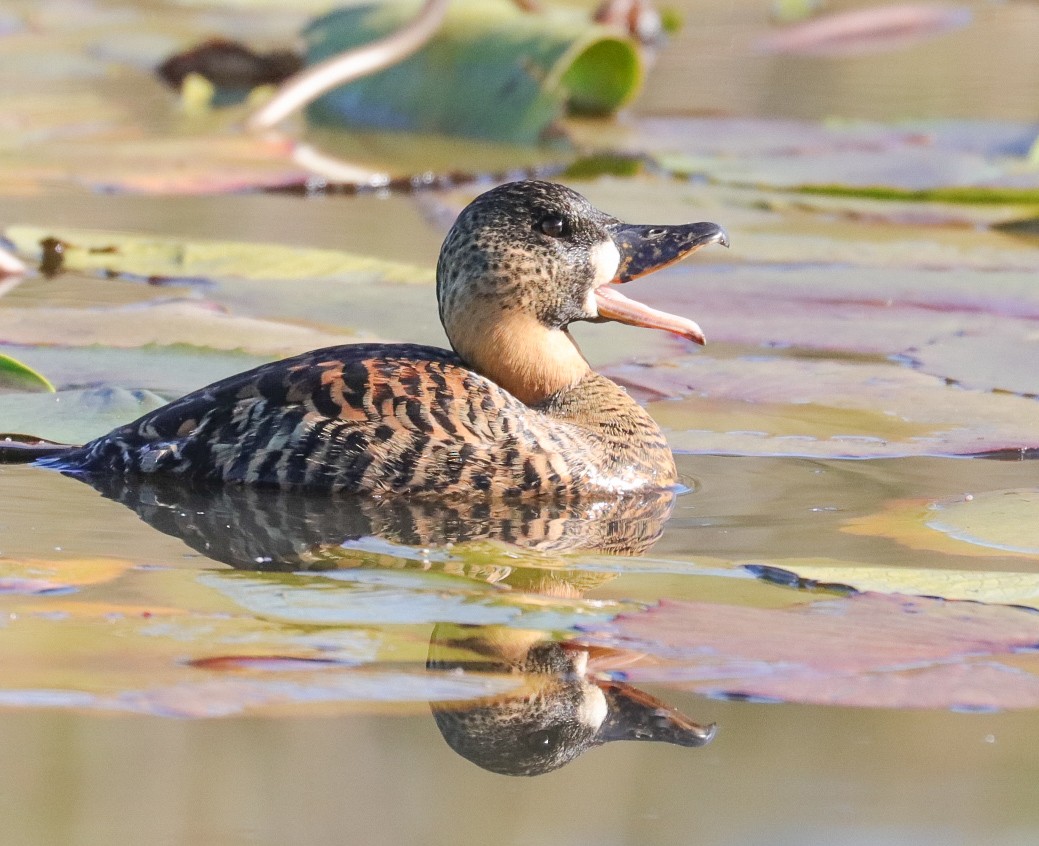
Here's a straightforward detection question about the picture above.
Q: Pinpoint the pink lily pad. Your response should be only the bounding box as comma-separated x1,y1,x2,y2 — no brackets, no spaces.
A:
585,593,1039,709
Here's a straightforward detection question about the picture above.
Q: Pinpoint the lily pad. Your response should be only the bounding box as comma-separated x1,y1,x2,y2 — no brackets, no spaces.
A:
746,560,1039,609
845,490,1039,561
200,569,630,630
585,117,1039,195
586,593,1039,709
0,301,361,356
907,331,1039,396
755,5,973,58
607,355,1039,459
0,344,270,397
0,387,168,444
303,0,643,142
5,226,431,284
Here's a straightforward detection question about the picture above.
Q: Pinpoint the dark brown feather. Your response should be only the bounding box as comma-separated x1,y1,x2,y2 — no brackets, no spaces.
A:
51,343,676,497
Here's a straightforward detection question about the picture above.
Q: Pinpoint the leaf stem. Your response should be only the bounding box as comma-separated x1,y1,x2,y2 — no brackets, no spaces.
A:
0,245,26,277
247,0,450,132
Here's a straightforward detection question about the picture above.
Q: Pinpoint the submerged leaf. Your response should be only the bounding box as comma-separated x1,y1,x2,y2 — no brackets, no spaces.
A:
303,0,643,142
0,387,168,444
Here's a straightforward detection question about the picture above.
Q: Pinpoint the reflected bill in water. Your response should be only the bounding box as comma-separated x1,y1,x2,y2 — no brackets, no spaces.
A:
429,623,715,776
74,473,716,773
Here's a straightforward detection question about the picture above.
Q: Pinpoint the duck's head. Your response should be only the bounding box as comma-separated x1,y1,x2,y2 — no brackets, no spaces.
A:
437,181,728,405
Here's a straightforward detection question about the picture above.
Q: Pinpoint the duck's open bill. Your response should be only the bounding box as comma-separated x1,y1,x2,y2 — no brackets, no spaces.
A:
593,221,729,345
595,679,717,747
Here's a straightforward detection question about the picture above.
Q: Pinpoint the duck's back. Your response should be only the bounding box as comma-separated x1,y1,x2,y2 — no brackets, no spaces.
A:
48,344,612,497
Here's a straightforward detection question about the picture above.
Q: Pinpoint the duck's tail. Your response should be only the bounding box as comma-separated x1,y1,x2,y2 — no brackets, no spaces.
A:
0,434,77,464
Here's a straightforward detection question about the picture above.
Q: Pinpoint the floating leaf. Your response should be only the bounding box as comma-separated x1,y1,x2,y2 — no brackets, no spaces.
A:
606,355,1039,459
1,344,270,397
0,556,134,589
845,490,1039,561
589,117,1039,195
756,4,973,57
746,561,1039,609
4,226,431,285
200,569,631,630
0,352,54,393
0,301,360,356
0,387,168,444
907,331,1039,396
303,0,643,142
586,593,1039,709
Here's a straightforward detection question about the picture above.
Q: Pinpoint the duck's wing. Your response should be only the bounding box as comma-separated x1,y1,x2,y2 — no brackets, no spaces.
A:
54,344,580,495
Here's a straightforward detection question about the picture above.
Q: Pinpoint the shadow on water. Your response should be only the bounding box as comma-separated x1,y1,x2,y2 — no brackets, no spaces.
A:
71,471,716,775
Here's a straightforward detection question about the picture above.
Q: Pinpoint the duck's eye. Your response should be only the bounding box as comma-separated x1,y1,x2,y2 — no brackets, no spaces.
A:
525,727,564,751
539,215,568,238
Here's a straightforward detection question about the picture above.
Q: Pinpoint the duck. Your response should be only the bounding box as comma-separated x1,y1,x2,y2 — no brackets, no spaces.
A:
36,180,727,497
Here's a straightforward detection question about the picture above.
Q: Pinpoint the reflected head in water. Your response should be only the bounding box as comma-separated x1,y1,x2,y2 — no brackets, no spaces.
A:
428,624,715,777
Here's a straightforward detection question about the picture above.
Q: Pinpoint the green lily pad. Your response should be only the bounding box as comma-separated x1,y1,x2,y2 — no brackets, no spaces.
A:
589,593,1039,710
0,352,54,393
303,0,643,142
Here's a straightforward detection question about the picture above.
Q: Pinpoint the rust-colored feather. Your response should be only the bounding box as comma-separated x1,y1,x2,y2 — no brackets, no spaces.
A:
53,344,676,497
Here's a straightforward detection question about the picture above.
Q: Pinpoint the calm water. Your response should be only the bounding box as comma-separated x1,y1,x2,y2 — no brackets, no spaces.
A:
4,451,1039,844
4,0,1039,843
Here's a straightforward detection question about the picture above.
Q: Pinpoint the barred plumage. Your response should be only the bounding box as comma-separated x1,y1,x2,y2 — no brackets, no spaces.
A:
40,181,727,498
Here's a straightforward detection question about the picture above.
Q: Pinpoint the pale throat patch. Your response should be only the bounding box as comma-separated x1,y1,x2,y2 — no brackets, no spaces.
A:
578,684,609,730
583,239,621,317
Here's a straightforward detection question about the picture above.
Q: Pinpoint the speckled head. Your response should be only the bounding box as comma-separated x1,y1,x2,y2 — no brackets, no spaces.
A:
428,634,716,777
435,181,728,405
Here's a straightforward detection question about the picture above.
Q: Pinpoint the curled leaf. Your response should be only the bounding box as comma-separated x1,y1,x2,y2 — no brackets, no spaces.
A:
303,0,644,142
0,352,55,393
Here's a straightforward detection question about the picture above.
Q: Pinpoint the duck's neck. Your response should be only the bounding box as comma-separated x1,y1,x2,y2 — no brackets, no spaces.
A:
448,310,591,406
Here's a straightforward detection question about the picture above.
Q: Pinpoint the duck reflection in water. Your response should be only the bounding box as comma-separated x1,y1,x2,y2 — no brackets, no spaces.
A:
429,623,714,776
75,473,717,774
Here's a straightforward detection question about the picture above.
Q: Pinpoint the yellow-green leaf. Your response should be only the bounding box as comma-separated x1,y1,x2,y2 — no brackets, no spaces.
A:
0,352,55,393
4,226,432,285
747,560,1039,610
